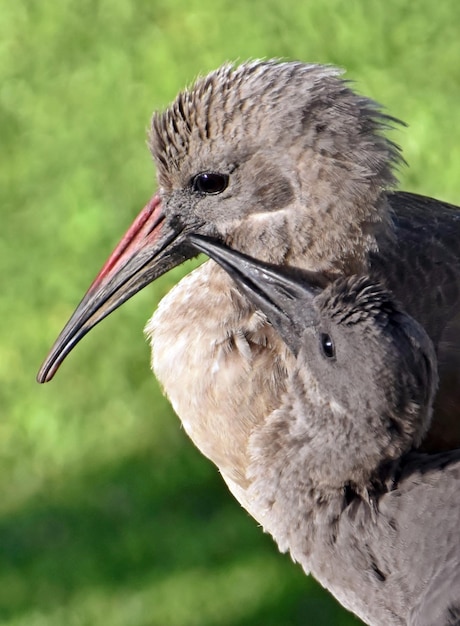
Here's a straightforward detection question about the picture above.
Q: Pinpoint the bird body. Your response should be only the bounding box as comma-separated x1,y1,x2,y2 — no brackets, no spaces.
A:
187,237,460,626
146,260,291,495
373,192,460,450
251,437,460,626
307,451,460,626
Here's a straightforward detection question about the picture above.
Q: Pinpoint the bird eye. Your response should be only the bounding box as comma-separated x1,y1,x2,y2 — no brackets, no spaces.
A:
320,333,335,359
192,172,229,195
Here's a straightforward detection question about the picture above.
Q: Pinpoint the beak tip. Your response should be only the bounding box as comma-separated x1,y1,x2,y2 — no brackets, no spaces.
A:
36,359,57,384
36,368,49,384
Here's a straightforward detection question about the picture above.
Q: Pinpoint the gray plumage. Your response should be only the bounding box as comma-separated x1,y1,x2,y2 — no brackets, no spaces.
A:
188,235,460,626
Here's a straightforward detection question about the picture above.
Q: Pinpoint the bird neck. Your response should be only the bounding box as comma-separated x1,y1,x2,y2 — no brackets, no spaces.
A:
291,135,395,274
245,371,395,567
229,165,391,275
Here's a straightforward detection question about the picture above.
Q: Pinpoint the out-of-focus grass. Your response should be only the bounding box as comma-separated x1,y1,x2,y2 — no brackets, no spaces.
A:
1,1,459,624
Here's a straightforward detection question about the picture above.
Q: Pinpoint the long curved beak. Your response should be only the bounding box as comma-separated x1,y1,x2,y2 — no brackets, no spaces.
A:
37,193,195,383
188,234,326,356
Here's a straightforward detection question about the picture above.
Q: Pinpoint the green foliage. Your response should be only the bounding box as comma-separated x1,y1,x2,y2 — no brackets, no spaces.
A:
2,0,459,623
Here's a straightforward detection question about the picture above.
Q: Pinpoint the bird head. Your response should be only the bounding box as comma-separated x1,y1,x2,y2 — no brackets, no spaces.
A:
188,235,438,466
150,61,401,265
37,60,402,383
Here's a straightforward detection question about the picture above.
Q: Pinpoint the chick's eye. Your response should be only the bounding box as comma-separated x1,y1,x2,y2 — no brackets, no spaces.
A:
192,172,229,195
320,333,335,359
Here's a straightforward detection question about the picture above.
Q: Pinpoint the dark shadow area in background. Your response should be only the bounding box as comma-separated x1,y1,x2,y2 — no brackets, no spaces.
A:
0,444,360,624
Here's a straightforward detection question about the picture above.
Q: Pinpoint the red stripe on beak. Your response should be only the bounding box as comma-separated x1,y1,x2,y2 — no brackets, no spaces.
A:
89,193,163,290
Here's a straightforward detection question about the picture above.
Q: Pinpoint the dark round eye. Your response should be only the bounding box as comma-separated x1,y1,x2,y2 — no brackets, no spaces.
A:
192,172,229,195
320,333,335,359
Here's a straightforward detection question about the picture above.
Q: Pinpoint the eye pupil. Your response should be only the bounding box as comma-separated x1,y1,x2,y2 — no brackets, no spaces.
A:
320,333,335,359
193,172,229,194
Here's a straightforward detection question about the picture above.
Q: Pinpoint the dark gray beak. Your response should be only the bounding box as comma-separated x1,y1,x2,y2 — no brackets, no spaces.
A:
188,234,327,355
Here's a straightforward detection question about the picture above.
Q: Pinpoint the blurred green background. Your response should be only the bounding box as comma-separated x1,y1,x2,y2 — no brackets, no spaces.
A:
2,1,460,624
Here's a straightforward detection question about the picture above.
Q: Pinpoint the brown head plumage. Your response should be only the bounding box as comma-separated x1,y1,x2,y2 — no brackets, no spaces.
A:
150,60,402,192
148,60,403,272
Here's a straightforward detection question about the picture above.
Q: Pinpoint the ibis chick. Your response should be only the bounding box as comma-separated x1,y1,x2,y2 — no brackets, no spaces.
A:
188,235,460,626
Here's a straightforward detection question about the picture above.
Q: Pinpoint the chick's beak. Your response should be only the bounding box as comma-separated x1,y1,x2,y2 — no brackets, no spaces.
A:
187,234,325,356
